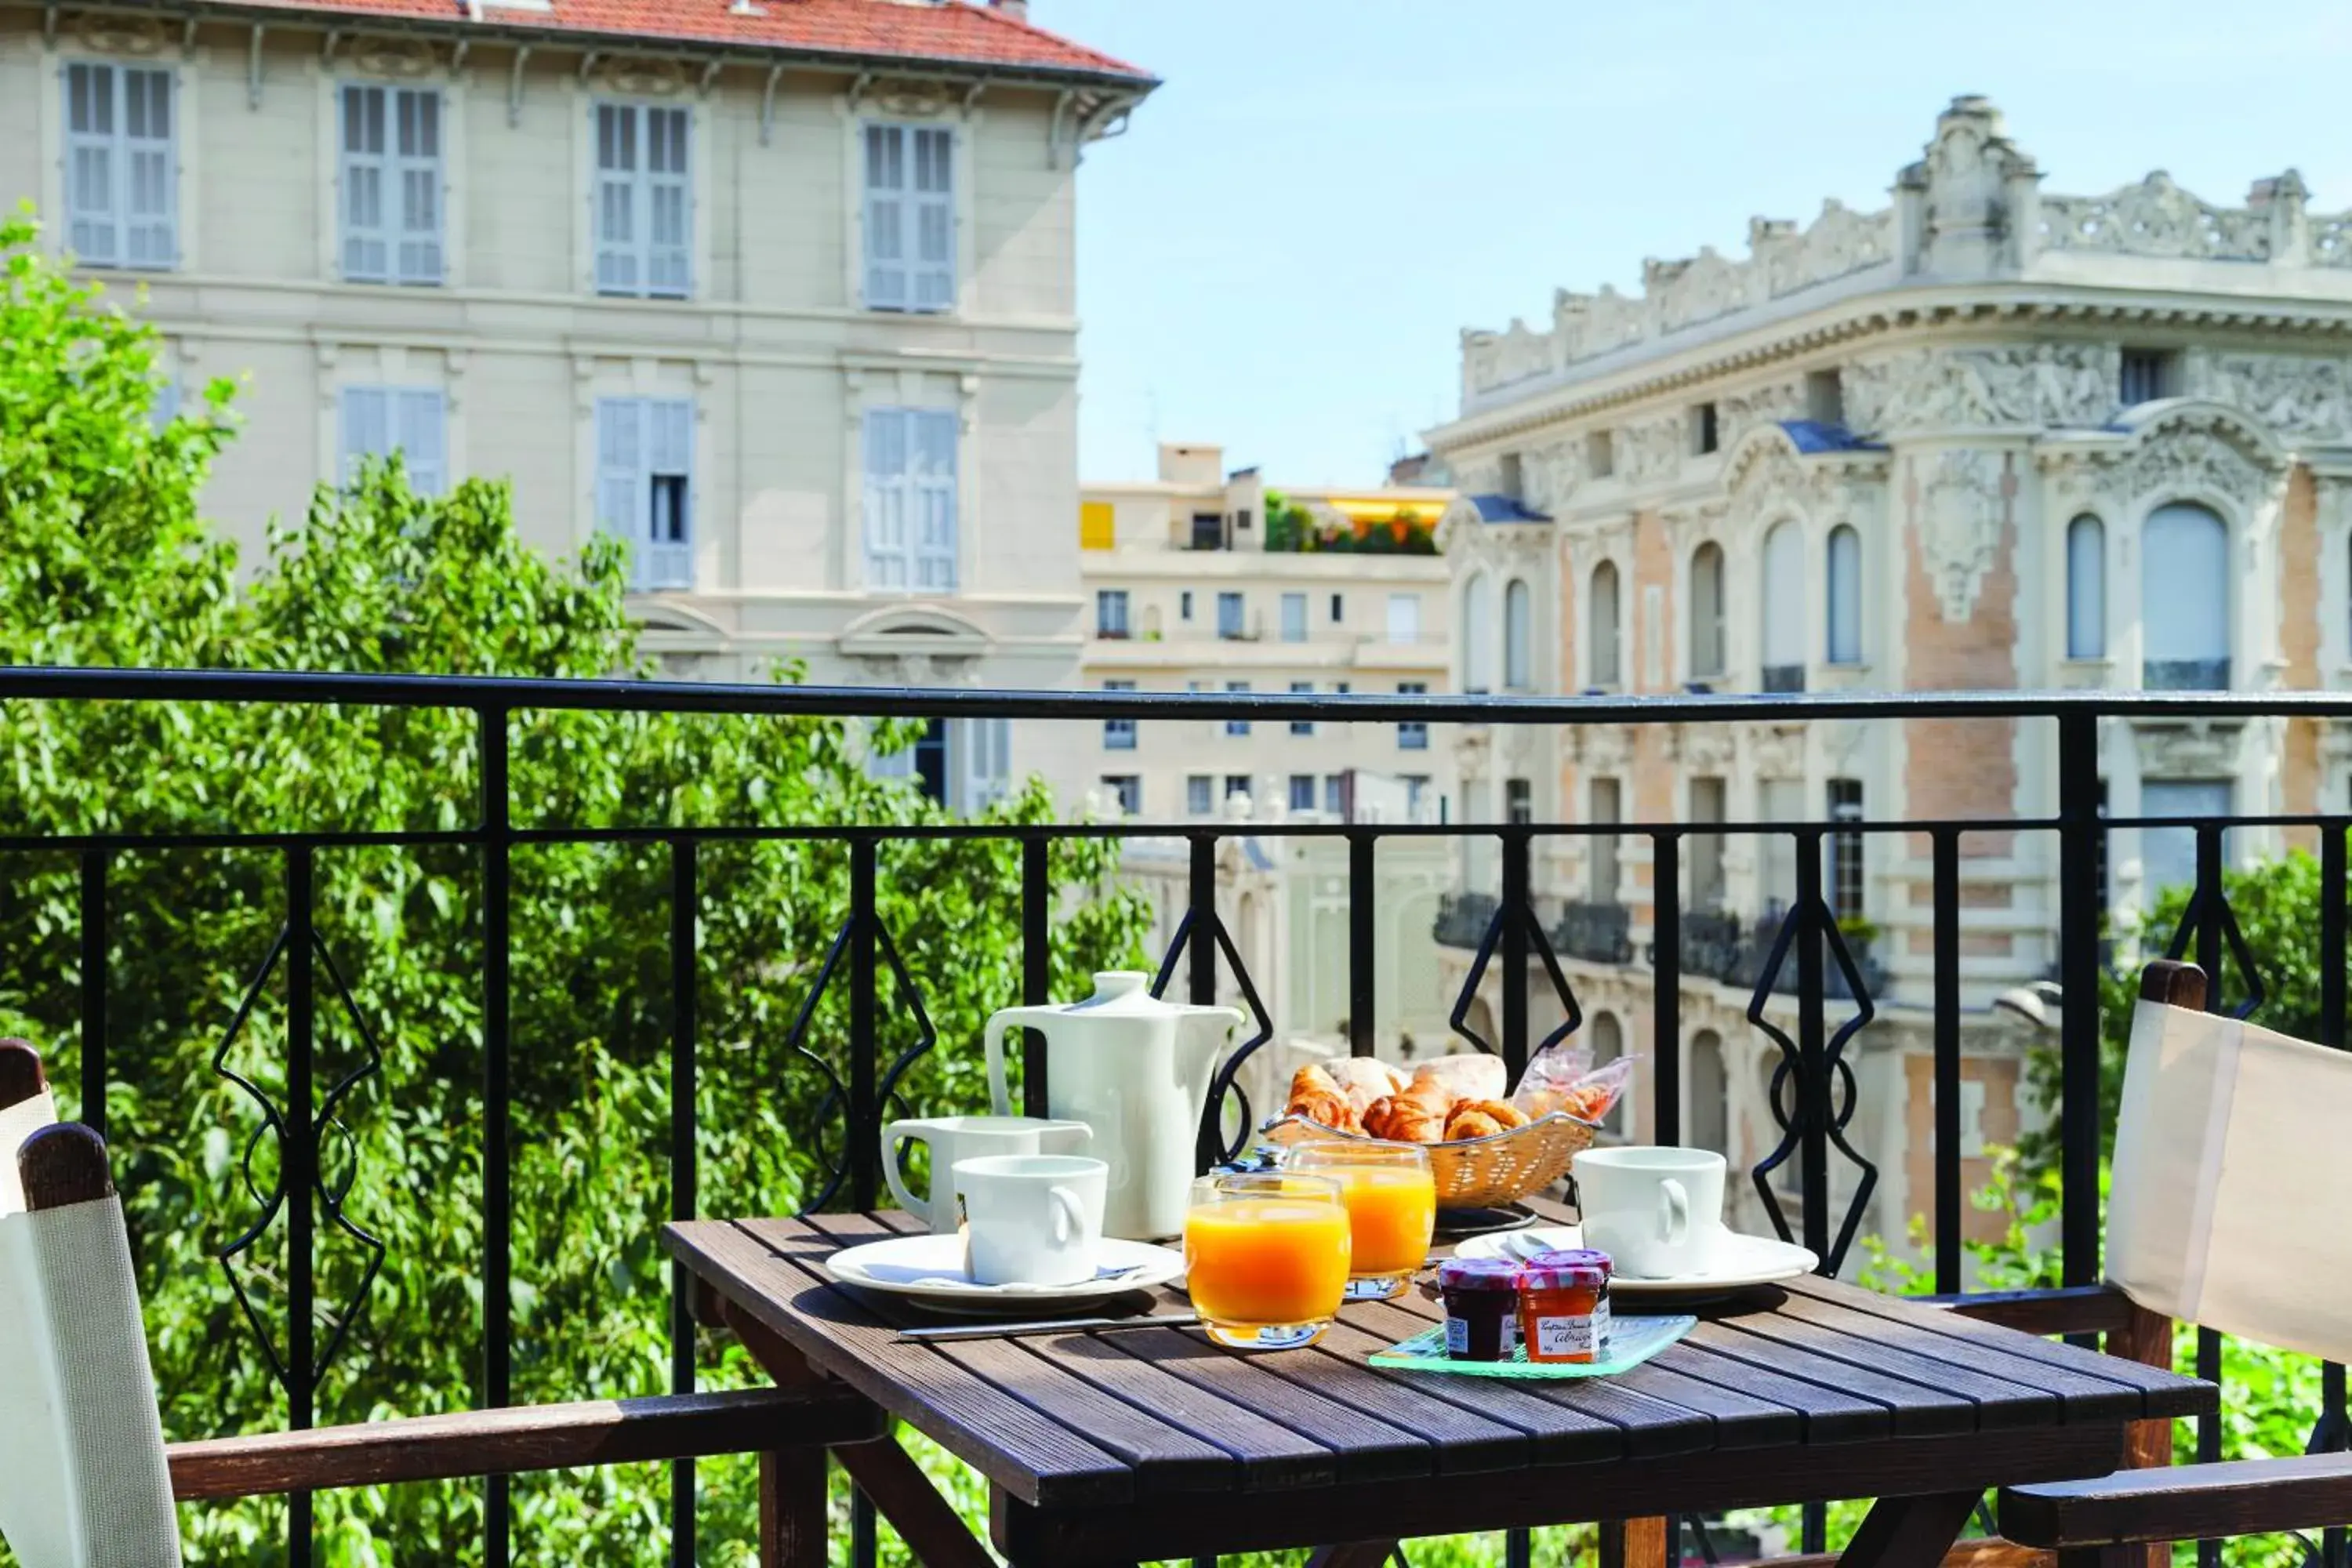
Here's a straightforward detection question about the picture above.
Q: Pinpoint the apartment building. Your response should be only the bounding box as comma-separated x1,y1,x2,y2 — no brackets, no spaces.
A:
0,0,1154,808
1425,97,2352,1254
1079,442,1454,822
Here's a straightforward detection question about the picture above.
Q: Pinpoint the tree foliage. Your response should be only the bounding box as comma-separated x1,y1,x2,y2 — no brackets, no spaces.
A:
0,209,1151,1565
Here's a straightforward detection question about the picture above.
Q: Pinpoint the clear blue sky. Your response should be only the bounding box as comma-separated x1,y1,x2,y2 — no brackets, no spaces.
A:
1047,0,2352,488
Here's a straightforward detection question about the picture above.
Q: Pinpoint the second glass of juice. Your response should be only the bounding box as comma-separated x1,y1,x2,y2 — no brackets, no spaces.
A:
1182,1172,1352,1349
1281,1140,1437,1300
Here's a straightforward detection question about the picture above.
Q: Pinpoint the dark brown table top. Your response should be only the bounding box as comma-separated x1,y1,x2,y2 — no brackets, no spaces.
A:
666,1207,2216,1563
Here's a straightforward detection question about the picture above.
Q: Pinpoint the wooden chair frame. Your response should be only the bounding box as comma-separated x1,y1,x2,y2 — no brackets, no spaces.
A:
0,1040,880,1567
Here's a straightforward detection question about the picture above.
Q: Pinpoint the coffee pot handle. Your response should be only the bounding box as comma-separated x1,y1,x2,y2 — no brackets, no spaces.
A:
982,1008,1051,1116
880,1120,933,1228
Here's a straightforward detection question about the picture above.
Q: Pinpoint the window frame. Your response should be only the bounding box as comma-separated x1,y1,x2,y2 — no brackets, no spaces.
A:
1504,577,1533,691
1388,591,1423,647
1280,591,1308,644
1185,775,1214,816
861,120,957,314
1825,524,1863,666
1588,560,1622,688
594,394,696,591
1690,541,1727,680
1102,680,1138,751
339,383,449,496
1289,681,1315,738
1225,680,1251,737
2066,513,2107,660
339,82,445,287
1217,591,1246,640
62,60,178,271
1396,681,1429,750
862,405,960,593
593,100,693,300
1095,589,1131,639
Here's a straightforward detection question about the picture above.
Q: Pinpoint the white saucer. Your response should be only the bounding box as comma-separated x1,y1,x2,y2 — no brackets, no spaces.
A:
822,1232,1187,1316
1451,1224,1820,1294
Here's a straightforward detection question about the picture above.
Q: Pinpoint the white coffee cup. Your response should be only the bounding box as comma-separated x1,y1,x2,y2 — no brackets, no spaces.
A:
881,1115,1093,1234
1573,1145,1728,1279
953,1154,1108,1287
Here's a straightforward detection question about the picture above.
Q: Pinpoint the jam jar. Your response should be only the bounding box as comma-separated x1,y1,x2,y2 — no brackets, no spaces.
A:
1517,1248,1612,1364
1436,1257,1522,1361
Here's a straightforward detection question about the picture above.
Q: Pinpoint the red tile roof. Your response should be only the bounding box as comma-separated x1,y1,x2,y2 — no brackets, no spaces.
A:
227,0,1153,85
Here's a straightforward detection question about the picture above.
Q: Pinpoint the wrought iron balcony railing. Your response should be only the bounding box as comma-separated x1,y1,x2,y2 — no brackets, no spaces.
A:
3,669,2348,1568
1552,899,1635,965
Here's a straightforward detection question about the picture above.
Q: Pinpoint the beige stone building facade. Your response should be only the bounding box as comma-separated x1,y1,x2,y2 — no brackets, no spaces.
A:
1078,442,1454,824
1426,97,2352,1257
0,0,1153,808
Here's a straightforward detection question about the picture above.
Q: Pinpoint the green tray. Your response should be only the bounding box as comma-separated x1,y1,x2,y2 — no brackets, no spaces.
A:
1368,1313,1696,1378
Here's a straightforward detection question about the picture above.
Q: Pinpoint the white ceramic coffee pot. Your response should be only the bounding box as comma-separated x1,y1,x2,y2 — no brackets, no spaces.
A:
983,972,1243,1240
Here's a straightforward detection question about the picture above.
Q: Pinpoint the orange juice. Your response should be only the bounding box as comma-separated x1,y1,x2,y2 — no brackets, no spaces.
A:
1183,1198,1352,1327
1329,1166,1437,1277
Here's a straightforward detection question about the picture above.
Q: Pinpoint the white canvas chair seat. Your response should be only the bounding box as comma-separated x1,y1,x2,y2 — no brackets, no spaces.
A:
0,1045,183,1568
2107,982,2352,1363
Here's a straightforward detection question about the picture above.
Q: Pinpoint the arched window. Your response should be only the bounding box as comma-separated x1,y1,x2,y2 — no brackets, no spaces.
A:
1463,572,1494,692
1504,578,1533,691
2142,502,2230,689
1825,524,1861,665
1687,1029,1728,1155
1589,561,1621,687
1590,1011,1627,1135
1761,519,1806,691
1690,542,1726,679
2066,514,2106,659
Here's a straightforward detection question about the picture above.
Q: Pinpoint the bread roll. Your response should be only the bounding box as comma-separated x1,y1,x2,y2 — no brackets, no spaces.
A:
1412,1054,1506,1102
1326,1057,1409,1113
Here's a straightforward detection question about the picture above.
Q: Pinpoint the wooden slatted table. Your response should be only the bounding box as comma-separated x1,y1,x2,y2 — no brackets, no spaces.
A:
666,1208,2213,1568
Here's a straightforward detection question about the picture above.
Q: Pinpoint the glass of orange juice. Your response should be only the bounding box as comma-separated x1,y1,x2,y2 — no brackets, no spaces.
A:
1280,1141,1436,1301
1182,1172,1352,1350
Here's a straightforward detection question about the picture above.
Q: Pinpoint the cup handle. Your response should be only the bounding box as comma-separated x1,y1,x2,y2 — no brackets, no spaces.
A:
881,1122,933,1227
1661,1178,1690,1247
1048,1185,1085,1247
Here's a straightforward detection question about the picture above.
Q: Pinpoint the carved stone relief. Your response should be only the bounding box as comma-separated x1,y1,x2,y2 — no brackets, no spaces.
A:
1744,724,1807,778
2134,720,2245,779
2039,172,2268,261
601,57,688,96
1570,724,1633,775
1847,344,2111,435
2200,354,2351,441
1674,724,1737,774
1915,450,2005,622
1619,417,1688,483
74,12,166,54
1718,382,1802,447
353,38,437,79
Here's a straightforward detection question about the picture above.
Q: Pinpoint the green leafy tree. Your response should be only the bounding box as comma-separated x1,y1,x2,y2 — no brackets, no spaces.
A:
0,209,1149,1565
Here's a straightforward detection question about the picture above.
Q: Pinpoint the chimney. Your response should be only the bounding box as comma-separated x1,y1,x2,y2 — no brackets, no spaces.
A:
992,0,1030,18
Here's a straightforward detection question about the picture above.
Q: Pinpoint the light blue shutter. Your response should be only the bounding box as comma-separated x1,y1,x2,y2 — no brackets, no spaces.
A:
909,126,954,312
911,409,958,591
394,88,444,285
1826,525,1861,664
957,718,1009,812
595,397,645,572
645,107,691,297
64,64,118,263
339,387,390,485
863,408,909,589
395,390,446,495
863,124,908,308
2067,514,2106,659
121,67,174,268
644,397,693,588
341,85,390,281
594,104,637,295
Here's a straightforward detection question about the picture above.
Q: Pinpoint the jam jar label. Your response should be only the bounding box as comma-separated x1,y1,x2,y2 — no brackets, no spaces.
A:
1445,1316,1469,1356
1530,1300,1610,1359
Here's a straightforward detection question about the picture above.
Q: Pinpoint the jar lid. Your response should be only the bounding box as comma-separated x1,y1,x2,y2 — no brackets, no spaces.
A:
1438,1258,1523,1293
1519,1247,1612,1290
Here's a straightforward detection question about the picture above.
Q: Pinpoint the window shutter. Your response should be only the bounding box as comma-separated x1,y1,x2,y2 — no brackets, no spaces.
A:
911,409,958,591
339,387,390,485
645,107,691,298
644,397,694,589
395,390,447,495
122,67,174,268
909,126,955,312
958,718,1009,813
594,397,645,568
341,85,390,281
594,104,638,296
64,64,119,264
394,88,444,285
863,408,909,589
863,124,909,309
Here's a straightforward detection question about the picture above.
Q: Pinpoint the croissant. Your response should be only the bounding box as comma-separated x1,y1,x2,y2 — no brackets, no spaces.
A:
1444,1108,1508,1142
1454,1098,1528,1131
1287,1065,1362,1133
1363,1092,1446,1144
1327,1057,1408,1113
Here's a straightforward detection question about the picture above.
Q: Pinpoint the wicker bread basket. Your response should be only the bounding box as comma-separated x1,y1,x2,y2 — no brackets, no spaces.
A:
1259,1110,1599,1209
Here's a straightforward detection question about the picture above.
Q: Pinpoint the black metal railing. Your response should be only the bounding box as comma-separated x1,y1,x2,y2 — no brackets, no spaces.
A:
1552,899,1635,964
2,669,2348,1568
1433,891,1500,949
